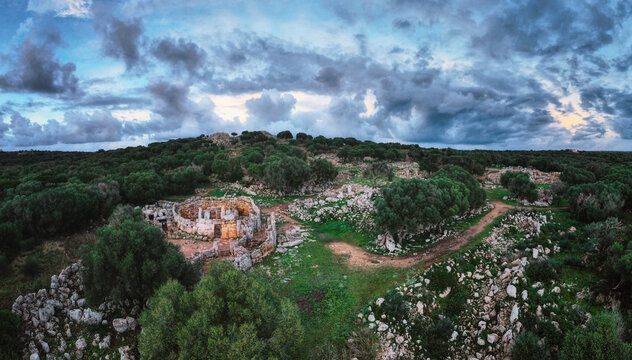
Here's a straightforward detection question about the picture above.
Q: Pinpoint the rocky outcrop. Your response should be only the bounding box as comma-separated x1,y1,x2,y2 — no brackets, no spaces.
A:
12,262,140,360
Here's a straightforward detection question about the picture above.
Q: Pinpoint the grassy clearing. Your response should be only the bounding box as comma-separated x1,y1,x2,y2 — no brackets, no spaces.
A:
259,231,417,355
0,231,96,311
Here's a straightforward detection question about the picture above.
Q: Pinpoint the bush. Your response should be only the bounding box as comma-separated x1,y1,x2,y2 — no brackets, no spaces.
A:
81,212,198,305
277,130,293,139
22,254,41,277
560,312,632,360
0,310,21,359
374,178,475,243
526,259,561,283
310,159,337,183
434,165,486,208
382,290,407,321
511,331,548,360
409,316,454,359
500,171,538,202
262,155,310,193
363,162,394,182
138,262,304,360
567,182,625,222
561,167,596,185
123,170,163,205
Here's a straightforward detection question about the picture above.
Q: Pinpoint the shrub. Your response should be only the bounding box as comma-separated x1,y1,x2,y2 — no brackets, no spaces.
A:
310,159,337,183
382,290,407,321
561,167,596,185
138,262,304,360
277,130,293,139
81,213,198,305
500,171,538,202
363,162,394,182
567,182,625,222
526,259,561,283
22,254,41,277
262,155,310,193
511,331,547,360
409,316,454,359
123,170,163,205
560,312,632,360
0,310,21,359
374,178,475,243
434,165,486,208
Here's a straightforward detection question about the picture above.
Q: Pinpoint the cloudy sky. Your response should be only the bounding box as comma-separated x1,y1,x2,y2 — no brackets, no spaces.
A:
0,0,631,151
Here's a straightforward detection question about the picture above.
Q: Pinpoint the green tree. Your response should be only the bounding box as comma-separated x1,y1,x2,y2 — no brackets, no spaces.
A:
262,155,310,193
560,313,632,360
81,209,198,305
567,182,625,222
310,159,338,183
277,130,293,139
561,167,596,185
500,171,538,202
434,165,486,208
123,170,163,205
138,261,304,360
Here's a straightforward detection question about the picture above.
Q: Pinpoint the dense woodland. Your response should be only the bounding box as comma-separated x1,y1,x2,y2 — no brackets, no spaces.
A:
1,131,632,359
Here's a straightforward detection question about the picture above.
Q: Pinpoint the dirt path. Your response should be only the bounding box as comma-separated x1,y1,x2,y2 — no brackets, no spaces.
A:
326,200,515,269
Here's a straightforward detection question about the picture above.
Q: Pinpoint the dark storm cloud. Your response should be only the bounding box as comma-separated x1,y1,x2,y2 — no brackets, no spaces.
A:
581,87,632,139
151,37,208,77
0,25,79,97
471,0,623,58
93,12,145,71
315,67,342,89
205,32,568,146
71,94,151,108
6,110,123,146
122,79,225,139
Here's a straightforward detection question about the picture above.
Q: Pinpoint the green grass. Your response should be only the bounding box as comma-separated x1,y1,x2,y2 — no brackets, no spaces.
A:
486,187,521,205
310,221,374,248
259,230,417,355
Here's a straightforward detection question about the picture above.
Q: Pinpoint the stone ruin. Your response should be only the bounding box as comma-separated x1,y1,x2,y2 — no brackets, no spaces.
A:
482,166,560,186
143,196,277,271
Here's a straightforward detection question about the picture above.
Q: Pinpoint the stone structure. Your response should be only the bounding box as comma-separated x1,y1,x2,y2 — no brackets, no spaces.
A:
172,196,262,241
144,196,277,271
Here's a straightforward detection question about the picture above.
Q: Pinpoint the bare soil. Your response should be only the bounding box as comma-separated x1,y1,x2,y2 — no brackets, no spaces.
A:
325,200,515,269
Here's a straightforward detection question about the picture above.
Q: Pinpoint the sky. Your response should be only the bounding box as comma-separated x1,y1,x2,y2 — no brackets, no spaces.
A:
0,0,631,151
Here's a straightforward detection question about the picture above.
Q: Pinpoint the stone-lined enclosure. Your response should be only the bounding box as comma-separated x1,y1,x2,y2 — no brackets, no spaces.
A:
143,196,277,271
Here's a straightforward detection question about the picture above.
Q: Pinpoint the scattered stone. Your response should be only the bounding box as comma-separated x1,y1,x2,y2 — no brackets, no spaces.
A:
507,285,517,298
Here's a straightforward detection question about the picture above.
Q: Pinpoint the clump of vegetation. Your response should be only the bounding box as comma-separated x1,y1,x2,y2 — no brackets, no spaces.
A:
567,182,625,222
138,261,304,360
80,206,198,305
560,312,632,360
310,158,338,183
500,171,538,202
526,258,561,282
408,315,454,359
511,331,548,360
0,310,21,359
374,165,484,244
363,162,394,184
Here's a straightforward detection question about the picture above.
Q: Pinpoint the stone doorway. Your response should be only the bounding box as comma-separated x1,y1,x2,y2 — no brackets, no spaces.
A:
214,224,222,238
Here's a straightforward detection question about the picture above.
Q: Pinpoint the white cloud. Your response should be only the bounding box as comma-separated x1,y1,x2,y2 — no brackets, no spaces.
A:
27,0,92,18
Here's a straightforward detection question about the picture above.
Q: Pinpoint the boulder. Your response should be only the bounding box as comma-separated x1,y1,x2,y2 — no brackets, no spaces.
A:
75,338,87,351
506,285,517,298
487,333,498,344
112,318,128,333
510,304,519,323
